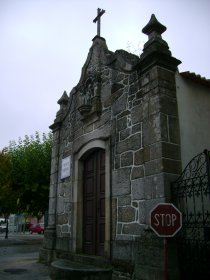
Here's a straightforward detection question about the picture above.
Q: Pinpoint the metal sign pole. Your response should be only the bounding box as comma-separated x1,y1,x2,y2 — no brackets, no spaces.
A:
150,203,182,279
164,238,168,280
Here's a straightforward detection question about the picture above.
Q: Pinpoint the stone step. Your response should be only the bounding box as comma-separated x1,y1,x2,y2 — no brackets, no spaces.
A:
50,259,112,280
55,250,110,267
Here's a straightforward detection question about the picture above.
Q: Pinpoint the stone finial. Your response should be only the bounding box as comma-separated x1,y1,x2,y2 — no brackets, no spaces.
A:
49,91,69,131
142,14,166,39
139,14,181,72
57,91,69,105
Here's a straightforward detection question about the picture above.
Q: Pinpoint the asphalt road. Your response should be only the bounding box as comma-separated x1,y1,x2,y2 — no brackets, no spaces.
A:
0,232,51,280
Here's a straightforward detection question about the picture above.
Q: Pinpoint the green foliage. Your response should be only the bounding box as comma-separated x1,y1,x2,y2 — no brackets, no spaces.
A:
0,131,52,217
0,149,17,215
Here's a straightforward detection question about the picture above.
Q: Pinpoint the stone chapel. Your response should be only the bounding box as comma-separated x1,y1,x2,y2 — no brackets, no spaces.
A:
40,12,210,280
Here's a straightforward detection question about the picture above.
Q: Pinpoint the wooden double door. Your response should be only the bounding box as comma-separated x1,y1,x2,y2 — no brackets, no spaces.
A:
83,149,105,256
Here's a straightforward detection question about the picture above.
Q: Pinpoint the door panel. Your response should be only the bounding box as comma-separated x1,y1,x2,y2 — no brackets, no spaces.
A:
83,149,105,256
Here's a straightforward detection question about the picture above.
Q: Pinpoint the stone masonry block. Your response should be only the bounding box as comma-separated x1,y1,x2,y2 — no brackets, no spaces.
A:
130,83,139,95
57,196,64,214
118,206,136,223
115,155,120,169
49,198,56,214
168,116,180,144
131,166,144,179
63,183,72,199
128,72,137,84
117,117,127,132
117,109,131,120
115,72,126,83
58,183,64,196
160,113,169,142
118,195,131,206
112,168,131,196
49,183,57,198
131,103,143,124
115,234,134,241
111,83,124,94
51,144,59,158
121,151,133,167
94,109,111,129
50,157,59,174
148,94,160,116
134,147,150,165
162,158,182,174
101,83,111,105
61,224,70,233
162,142,181,160
122,223,144,235
112,240,133,261
150,142,162,160
140,73,150,86
50,172,58,186
133,201,138,208
120,127,131,140
131,173,173,203
145,159,163,176
72,125,111,153
123,77,129,85
112,92,127,116
139,200,146,224
142,114,168,146
157,66,176,83
164,173,180,199
150,142,181,161
143,173,179,201
117,223,122,234
131,178,145,200
144,174,165,200
116,133,142,154
112,198,117,239
133,98,142,107
132,123,142,134
48,214,56,227
53,130,60,142
159,94,178,116
84,123,93,134
57,213,68,225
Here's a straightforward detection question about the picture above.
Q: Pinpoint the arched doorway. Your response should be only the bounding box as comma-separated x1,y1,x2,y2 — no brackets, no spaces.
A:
83,149,105,256
73,139,110,258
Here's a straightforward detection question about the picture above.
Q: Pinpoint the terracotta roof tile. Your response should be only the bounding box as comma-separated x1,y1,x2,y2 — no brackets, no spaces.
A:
180,71,210,88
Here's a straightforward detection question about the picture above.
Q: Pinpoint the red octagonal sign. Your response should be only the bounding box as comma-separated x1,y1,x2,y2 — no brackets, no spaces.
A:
150,203,182,237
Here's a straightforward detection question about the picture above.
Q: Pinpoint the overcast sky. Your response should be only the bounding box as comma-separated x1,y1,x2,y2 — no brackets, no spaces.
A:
0,0,209,150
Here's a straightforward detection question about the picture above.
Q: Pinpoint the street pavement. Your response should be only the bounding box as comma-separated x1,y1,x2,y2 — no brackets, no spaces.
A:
0,232,51,280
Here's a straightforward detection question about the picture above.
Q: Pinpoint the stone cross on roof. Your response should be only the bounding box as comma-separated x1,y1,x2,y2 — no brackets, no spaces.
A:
93,8,105,37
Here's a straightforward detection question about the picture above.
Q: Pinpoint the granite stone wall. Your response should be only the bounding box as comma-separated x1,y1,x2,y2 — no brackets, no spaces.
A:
41,14,182,280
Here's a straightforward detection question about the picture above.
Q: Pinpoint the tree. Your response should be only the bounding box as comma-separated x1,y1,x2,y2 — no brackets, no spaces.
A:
8,131,52,218
0,149,18,216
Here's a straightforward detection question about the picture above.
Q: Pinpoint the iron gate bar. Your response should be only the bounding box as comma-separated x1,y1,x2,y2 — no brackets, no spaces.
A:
204,149,210,199
171,150,210,279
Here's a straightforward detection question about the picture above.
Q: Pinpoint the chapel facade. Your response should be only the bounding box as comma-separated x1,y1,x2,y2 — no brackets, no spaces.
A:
40,13,210,280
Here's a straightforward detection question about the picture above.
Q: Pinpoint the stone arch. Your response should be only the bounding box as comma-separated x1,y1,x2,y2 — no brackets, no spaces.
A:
73,139,111,257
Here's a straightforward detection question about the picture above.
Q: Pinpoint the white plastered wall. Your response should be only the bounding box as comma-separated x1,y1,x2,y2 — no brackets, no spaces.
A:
176,72,210,168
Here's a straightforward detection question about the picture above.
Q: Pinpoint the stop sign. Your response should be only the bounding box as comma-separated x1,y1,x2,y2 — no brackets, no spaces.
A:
150,203,182,237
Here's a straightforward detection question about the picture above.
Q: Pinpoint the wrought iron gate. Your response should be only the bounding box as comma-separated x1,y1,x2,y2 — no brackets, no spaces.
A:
171,150,210,279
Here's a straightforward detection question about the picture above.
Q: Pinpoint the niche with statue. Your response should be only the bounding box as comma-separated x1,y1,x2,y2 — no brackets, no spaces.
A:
78,75,101,119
